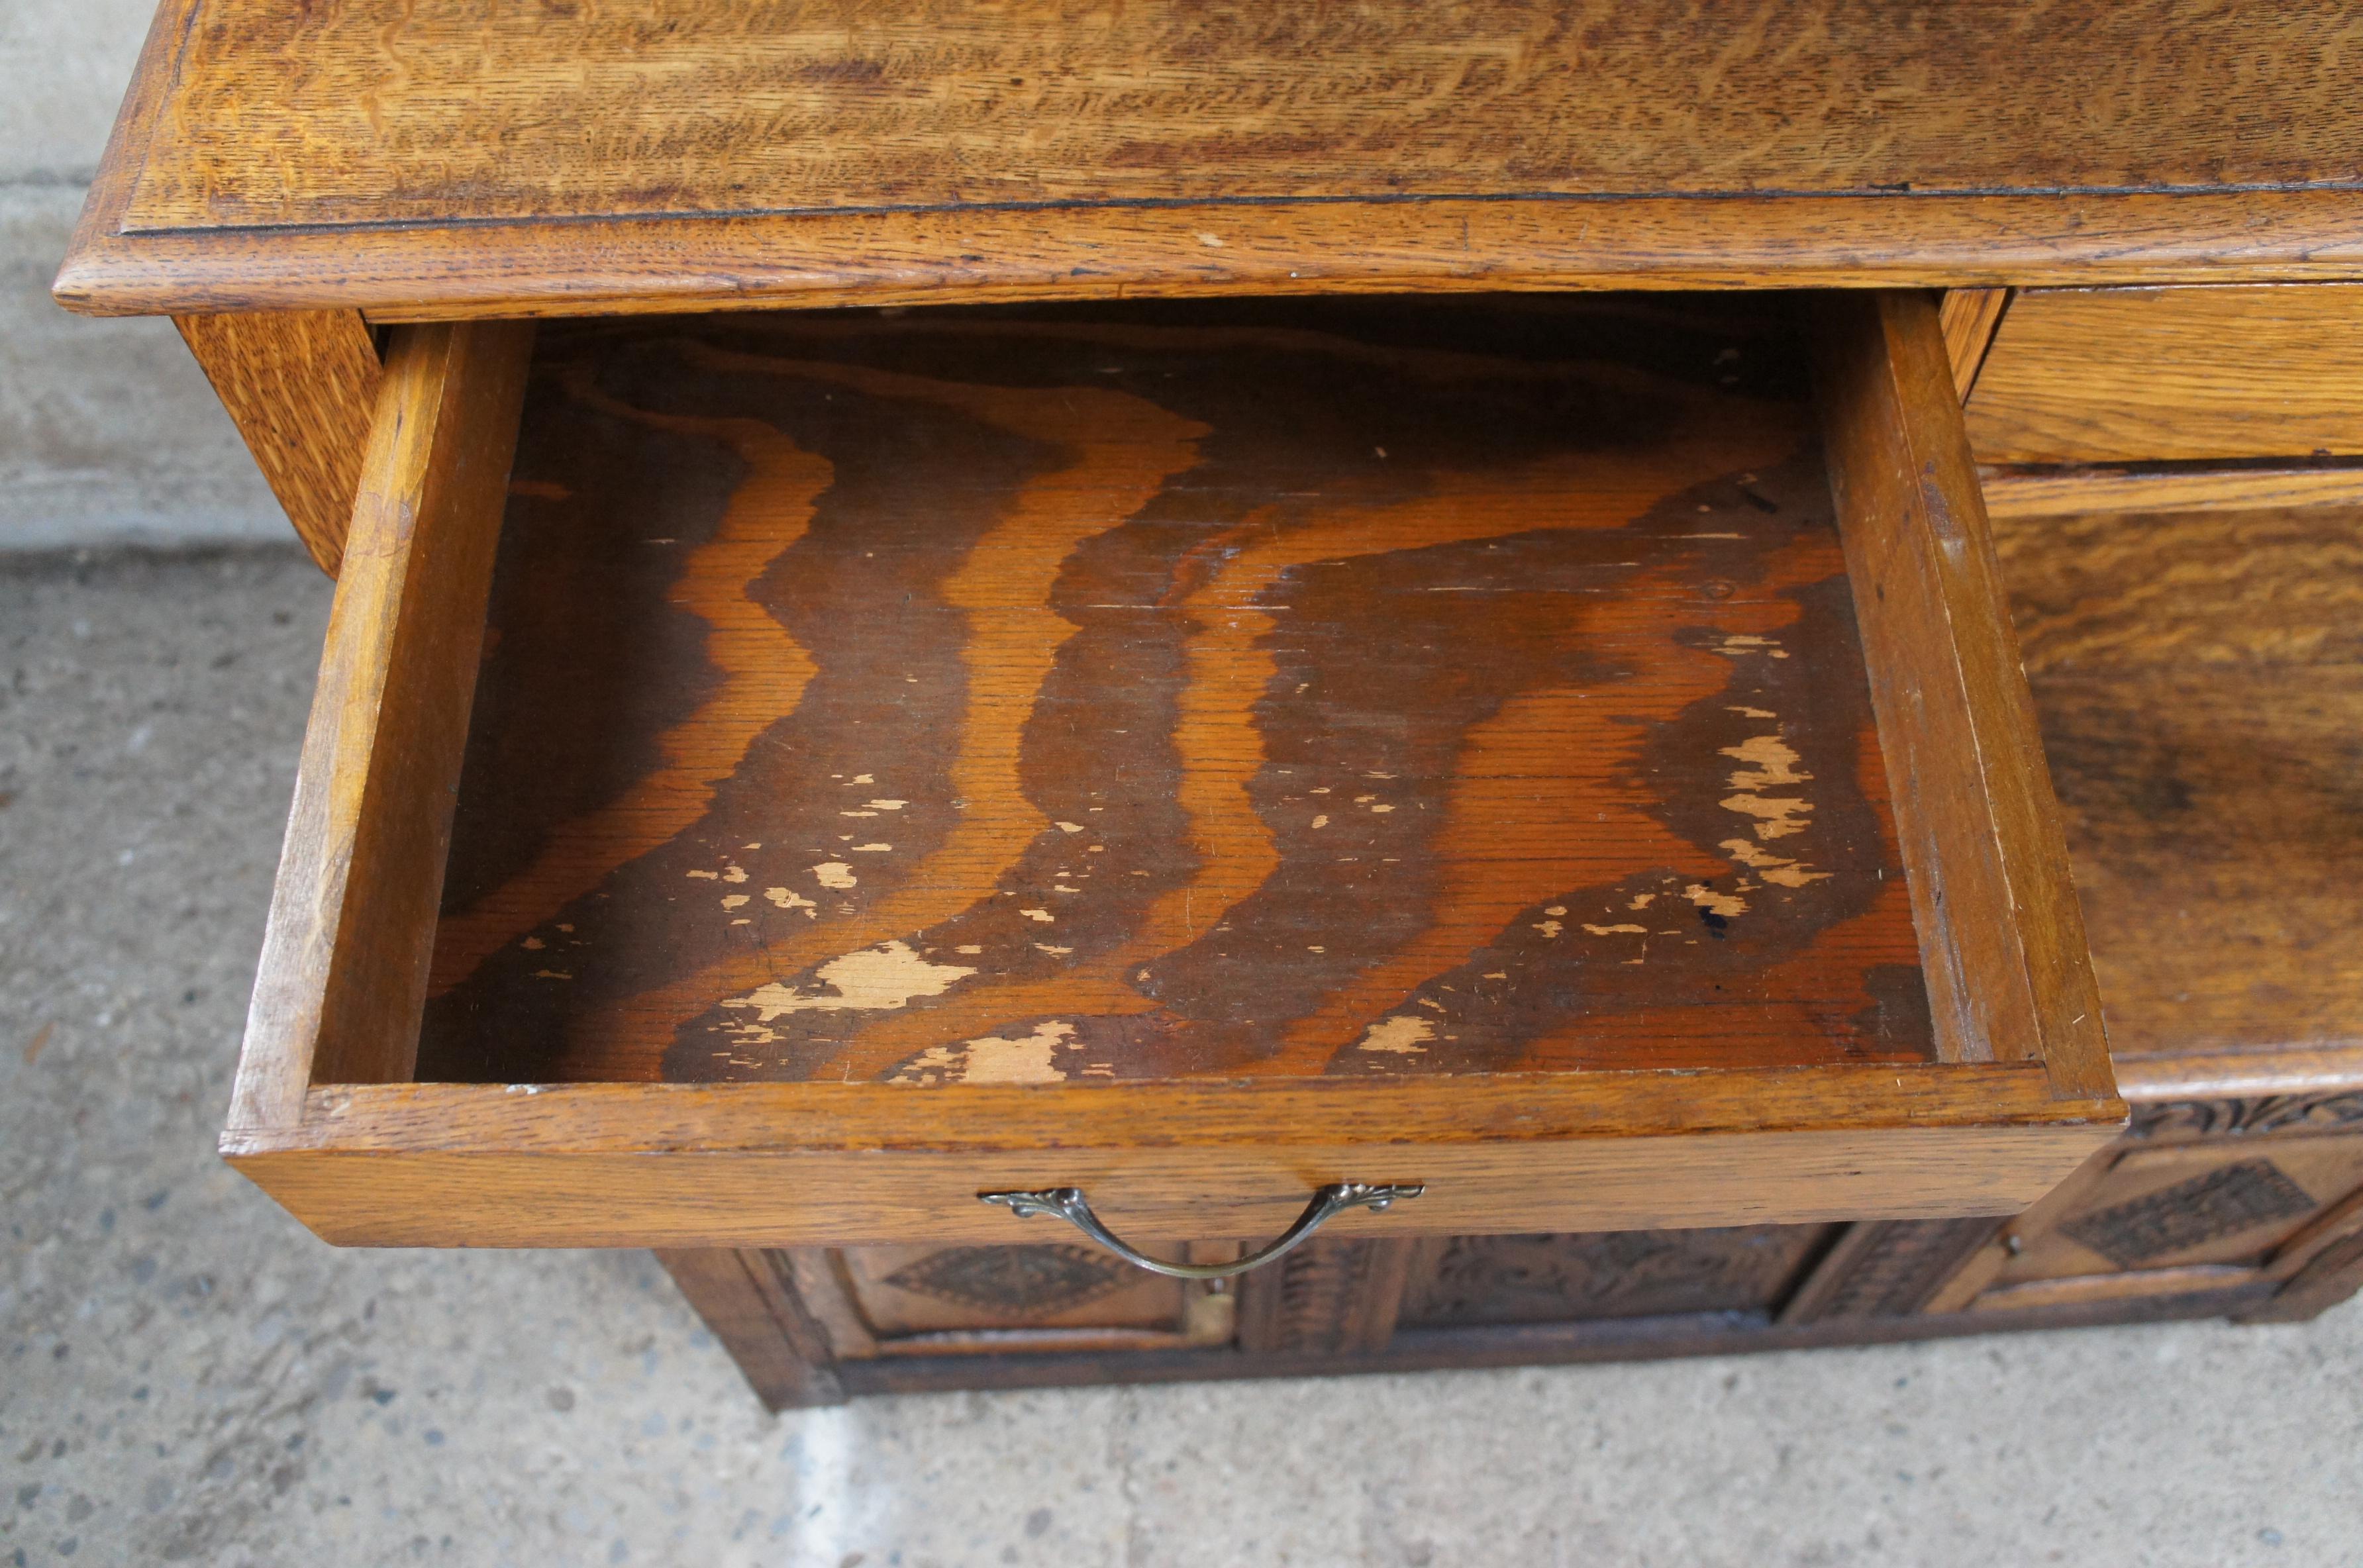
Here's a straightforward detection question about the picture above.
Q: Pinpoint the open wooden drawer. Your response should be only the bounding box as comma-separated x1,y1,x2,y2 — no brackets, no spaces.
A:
220,291,2123,1255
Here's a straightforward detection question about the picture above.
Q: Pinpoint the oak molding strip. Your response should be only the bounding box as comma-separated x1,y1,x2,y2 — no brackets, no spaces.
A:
2111,1049,2363,1103
1980,461,2363,518
60,193,2363,322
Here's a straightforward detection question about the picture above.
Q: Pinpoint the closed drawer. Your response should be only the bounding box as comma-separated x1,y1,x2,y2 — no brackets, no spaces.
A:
1966,283,2363,464
221,291,2119,1254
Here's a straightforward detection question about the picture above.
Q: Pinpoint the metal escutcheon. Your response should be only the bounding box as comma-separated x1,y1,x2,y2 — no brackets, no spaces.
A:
976,1181,1425,1280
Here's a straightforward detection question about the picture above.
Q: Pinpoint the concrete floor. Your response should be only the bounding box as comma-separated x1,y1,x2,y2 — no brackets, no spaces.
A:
3,0,288,554
3,546,2360,1567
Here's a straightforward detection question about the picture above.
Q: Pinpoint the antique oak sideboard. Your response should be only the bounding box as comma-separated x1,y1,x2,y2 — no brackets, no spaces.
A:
56,2,2363,1406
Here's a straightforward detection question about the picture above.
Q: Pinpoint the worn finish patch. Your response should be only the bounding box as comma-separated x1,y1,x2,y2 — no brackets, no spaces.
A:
415,297,1931,1085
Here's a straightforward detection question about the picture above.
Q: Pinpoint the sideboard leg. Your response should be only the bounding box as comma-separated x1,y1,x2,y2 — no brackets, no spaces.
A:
656,1248,846,1410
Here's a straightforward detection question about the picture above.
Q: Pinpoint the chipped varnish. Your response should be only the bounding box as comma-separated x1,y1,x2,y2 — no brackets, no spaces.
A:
417,297,1935,1087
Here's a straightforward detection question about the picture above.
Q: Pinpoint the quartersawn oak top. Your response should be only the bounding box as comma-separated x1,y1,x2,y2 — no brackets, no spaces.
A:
416,295,1937,1087
55,0,2363,318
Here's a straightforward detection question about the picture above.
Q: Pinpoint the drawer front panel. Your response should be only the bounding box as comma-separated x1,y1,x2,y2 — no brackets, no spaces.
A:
225,1108,2110,1249
1966,284,2363,464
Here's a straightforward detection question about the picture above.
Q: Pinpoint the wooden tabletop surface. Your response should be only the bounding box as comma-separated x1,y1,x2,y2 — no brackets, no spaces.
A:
56,0,2363,318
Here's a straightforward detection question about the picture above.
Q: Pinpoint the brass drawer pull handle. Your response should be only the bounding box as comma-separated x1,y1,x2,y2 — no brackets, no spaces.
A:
977,1182,1425,1280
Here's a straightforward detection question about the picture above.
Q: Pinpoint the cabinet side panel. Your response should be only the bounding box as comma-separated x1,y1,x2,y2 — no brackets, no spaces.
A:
176,310,383,573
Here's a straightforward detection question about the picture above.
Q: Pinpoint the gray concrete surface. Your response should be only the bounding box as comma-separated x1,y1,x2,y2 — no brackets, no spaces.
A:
7,2,2362,1554
0,0,282,553
5,544,2363,1565
0,189,282,551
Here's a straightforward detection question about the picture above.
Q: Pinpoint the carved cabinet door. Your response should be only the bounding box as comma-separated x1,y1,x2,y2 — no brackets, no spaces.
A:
1966,1124,2363,1314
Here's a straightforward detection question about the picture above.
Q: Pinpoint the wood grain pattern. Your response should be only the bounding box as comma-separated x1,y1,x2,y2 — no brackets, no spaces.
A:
119,1,2363,233
1993,504,2363,1066
1980,462,2363,519
1237,1237,1414,1355
226,320,533,1130
225,1100,2107,1246
1401,1225,1831,1328
220,1066,2114,1248
415,299,1933,1088
56,192,2363,323
53,0,2363,318
1776,1216,1999,1322
1938,289,2010,399
174,310,382,573
1813,291,2115,1100
1967,285,2363,464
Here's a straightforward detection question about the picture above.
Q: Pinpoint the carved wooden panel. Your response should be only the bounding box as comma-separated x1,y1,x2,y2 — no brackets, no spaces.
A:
878,1244,1135,1318
413,297,1933,1089
2129,1093,2363,1142
1779,1217,2001,1322
2058,1163,2316,1269
785,1240,1235,1355
1996,1134,2363,1288
1397,1224,1835,1328
1236,1237,1415,1354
